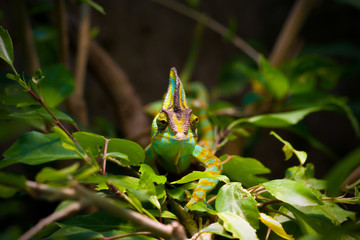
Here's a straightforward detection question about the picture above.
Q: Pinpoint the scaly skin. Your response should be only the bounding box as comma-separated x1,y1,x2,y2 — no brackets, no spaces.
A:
145,67,222,209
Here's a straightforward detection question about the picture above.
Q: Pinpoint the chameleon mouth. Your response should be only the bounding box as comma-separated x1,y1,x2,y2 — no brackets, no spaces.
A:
173,132,188,141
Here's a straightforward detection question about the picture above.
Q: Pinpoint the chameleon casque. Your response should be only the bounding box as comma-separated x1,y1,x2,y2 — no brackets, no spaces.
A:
145,67,222,209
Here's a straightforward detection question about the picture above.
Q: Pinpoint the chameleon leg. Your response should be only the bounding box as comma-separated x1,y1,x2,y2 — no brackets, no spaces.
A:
185,145,222,208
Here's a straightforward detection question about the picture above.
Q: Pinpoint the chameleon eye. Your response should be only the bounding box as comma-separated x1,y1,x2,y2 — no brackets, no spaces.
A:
156,112,168,130
191,114,199,125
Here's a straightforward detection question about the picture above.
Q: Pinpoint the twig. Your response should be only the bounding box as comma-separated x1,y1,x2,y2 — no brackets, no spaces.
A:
12,180,188,240
151,0,259,64
55,0,70,69
257,200,282,208
102,139,110,175
263,207,297,223
265,227,271,240
88,40,150,146
269,0,319,66
67,3,91,125
102,231,152,240
212,129,230,154
19,201,84,240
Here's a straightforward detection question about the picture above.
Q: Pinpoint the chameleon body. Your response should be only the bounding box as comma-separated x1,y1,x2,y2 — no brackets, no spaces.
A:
145,67,222,208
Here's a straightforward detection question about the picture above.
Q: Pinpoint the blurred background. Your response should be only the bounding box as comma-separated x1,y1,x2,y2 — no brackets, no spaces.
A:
0,0,360,235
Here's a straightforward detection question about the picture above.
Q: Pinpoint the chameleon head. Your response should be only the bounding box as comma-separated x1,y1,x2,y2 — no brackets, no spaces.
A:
155,67,199,141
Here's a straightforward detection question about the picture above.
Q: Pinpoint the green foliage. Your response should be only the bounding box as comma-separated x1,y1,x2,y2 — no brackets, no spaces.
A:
1,4,360,239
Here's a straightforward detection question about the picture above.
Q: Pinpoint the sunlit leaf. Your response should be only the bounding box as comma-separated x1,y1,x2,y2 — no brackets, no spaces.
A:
260,55,289,99
35,162,80,183
259,213,294,240
0,26,14,67
216,182,260,229
218,212,259,240
221,155,270,187
261,179,323,206
186,201,217,215
285,164,326,190
171,171,229,184
270,131,307,165
200,222,234,239
107,138,145,166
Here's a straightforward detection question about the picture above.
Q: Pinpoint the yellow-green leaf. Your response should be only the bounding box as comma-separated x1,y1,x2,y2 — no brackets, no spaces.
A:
259,213,294,240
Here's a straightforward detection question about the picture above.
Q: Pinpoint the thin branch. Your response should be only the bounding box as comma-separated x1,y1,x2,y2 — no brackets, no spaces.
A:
55,0,70,69
102,231,152,240
269,0,319,66
19,201,84,240
88,40,150,146
151,0,259,64
102,139,110,175
67,3,91,125
263,207,298,223
16,180,188,240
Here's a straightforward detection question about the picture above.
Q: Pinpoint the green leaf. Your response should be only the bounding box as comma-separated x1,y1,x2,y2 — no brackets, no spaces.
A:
249,107,321,128
218,212,259,240
35,162,80,183
107,138,145,166
186,201,217,215
221,155,270,187
261,179,323,206
146,209,178,219
81,0,105,14
283,204,325,236
54,127,87,160
0,184,17,198
139,164,167,185
260,55,289,99
8,106,75,123
200,222,234,239
326,147,360,196
270,131,307,165
0,26,14,67
46,224,102,240
40,64,75,108
171,171,229,184
0,131,80,169
215,182,260,229
73,131,106,158
104,152,128,161
167,182,197,200
0,171,26,189
285,164,326,190
62,210,133,232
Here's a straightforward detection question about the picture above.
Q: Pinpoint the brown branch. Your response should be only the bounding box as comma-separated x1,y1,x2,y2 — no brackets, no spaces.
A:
102,138,109,175
55,0,70,69
269,0,320,66
88,41,150,146
19,201,84,240
67,4,91,125
151,0,259,64
18,180,188,240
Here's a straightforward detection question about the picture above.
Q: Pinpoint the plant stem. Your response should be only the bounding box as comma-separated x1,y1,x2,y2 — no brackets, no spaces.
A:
102,139,109,175
19,201,84,240
269,0,319,66
18,180,188,240
263,207,297,223
151,0,259,64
